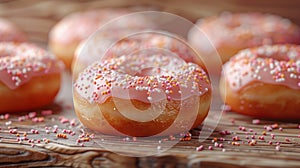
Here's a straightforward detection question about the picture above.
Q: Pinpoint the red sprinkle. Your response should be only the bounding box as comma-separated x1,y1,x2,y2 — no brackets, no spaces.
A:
70,119,76,126
270,134,275,139
239,126,247,131
219,130,231,135
271,123,279,129
32,117,44,122
266,126,273,132
252,119,260,124
60,117,69,124
41,110,53,116
196,145,204,151
28,112,37,119
5,114,10,120
232,136,240,141
258,136,265,140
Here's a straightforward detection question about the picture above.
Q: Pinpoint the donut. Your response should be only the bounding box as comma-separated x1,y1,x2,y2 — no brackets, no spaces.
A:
49,8,155,69
0,18,27,42
220,44,300,120
188,12,300,64
0,42,64,113
72,32,204,78
73,54,211,137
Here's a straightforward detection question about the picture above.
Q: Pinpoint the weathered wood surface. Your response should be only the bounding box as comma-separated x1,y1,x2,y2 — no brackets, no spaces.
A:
0,1,300,167
0,72,299,167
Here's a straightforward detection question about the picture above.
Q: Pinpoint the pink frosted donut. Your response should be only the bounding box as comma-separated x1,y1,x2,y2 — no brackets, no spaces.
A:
188,12,300,63
49,8,154,69
73,53,211,136
0,18,27,42
72,32,204,78
220,44,300,120
0,42,64,113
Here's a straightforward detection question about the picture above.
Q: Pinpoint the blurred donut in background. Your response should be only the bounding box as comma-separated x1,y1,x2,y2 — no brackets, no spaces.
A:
72,32,205,78
220,44,300,120
49,8,157,69
188,12,300,64
0,17,27,42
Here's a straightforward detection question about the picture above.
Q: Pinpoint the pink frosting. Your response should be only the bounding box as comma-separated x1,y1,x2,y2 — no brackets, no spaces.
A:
189,12,300,55
223,45,300,91
50,8,157,45
74,54,211,104
0,43,64,89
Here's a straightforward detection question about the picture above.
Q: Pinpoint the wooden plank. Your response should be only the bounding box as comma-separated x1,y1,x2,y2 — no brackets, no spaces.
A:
0,1,300,167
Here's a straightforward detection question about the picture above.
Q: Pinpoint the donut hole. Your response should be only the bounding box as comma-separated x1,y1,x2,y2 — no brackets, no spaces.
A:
133,67,161,77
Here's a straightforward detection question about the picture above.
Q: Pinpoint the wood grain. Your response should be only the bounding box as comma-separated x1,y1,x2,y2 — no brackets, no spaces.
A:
0,1,300,167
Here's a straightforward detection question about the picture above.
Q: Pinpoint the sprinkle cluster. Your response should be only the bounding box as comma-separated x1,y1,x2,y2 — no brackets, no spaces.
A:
74,54,210,104
0,43,64,89
224,45,300,91
0,109,95,148
0,105,299,153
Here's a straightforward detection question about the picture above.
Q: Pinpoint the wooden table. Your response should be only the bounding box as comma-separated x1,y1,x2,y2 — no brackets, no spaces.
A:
1,1,300,167
0,72,299,167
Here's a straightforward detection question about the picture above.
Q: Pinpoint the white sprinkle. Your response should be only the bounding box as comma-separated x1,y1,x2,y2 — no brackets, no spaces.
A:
196,145,204,151
5,121,12,126
290,73,297,79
